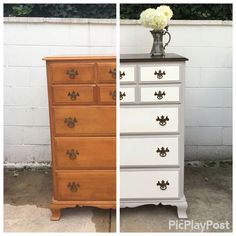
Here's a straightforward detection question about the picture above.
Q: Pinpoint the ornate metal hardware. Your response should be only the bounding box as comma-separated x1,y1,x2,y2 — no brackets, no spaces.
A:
157,180,170,190
154,91,166,100
67,91,80,101
154,70,166,79
156,147,169,157
109,68,116,78
64,117,77,128
120,71,125,80
120,91,126,100
66,69,78,79
109,90,116,100
66,149,79,160
156,115,169,126
67,182,80,192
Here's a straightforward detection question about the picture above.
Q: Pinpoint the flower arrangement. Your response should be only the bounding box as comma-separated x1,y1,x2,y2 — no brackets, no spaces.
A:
140,5,173,31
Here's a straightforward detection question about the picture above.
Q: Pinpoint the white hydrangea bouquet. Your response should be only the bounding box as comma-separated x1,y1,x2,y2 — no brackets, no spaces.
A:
140,5,173,56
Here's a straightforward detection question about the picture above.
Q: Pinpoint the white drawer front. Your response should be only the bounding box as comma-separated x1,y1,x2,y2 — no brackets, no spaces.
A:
140,65,179,82
121,136,179,167
120,87,135,104
140,86,180,103
120,107,179,133
121,170,179,199
120,66,135,83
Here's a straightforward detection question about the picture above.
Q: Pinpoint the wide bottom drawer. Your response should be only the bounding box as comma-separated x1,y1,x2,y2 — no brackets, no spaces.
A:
53,106,116,136
120,136,179,167
54,137,116,170
120,106,179,134
121,170,179,199
55,171,116,201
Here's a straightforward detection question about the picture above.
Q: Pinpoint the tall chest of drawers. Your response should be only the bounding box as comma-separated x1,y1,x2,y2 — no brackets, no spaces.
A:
120,53,188,218
44,56,116,220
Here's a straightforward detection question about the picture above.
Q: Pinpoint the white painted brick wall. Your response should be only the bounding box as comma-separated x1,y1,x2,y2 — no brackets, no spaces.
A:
120,20,232,161
4,18,116,163
4,18,232,163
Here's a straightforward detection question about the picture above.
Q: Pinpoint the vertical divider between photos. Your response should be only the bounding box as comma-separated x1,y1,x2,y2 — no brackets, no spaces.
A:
116,1,121,233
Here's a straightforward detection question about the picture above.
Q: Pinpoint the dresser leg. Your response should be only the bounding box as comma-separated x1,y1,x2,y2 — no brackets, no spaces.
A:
50,206,61,221
176,201,188,218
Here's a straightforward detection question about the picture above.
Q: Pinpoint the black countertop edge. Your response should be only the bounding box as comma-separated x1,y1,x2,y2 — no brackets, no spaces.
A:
120,53,188,62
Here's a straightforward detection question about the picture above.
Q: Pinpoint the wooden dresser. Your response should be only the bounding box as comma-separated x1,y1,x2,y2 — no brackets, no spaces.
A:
43,56,116,220
120,54,188,218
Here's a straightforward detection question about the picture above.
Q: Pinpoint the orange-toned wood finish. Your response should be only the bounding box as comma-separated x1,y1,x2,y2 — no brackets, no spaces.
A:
54,137,116,170
44,56,116,220
55,170,116,201
98,85,116,105
52,85,96,105
53,106,116,136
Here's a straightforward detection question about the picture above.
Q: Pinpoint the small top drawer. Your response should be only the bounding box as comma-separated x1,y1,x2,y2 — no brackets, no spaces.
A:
98,85,116,105
97,63,116,83
140,85,180,103
50,62,95,83
120,66,135,83
140,65,179,83
52,85,96,105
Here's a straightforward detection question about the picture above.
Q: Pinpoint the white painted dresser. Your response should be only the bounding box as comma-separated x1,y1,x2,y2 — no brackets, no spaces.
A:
120,53,188,218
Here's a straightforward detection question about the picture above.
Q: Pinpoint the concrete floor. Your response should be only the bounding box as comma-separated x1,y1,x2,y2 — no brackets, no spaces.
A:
4,161,232,232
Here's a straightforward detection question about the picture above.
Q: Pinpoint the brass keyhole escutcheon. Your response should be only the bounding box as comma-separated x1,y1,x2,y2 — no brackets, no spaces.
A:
67,182,80,192
66,69,78,79
120,91,126,100
156,115,169,126
120,71,125,80
157,180,170,190
109,68,116,78
68,91,80,101
154,91,166,100
109,90,116,100
154,70,166,79
156,147,169,157
66,149,79,160
64,117,77,128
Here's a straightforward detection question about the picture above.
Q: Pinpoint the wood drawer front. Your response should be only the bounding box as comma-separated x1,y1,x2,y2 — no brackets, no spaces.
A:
52,85,95,105
140,86,180,103
98,85,116,104
121,170,179,199
120,107,179,134
120,66,135,83
97,63,116,83
120,87,135,104
120,136,179,167
140,65,179,82
53,106,116,136
54,137,116,169
55,171,116,201
50,63,95,83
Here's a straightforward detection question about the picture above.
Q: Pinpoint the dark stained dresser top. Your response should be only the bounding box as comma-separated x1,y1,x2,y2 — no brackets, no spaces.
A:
120,53,188,62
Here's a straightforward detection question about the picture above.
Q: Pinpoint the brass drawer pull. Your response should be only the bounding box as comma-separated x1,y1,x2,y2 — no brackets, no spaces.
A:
157,180,169,190
156,115,169,126
67,182,80,192
154,70,166,79
64,117,77,128
109,90,116,100
68,91,80,101
156,147,169,157
120,91,126,100
66,69,78,79
109,68,116,78
66,149,79,160
154,91,166,100
120,71,125,80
